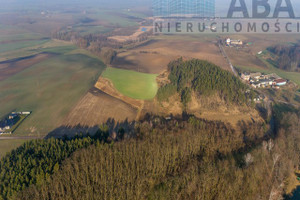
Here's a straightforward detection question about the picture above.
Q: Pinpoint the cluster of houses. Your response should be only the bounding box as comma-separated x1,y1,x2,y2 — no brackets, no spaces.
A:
0,112,31,135
241,72,287,89
226,38,243,47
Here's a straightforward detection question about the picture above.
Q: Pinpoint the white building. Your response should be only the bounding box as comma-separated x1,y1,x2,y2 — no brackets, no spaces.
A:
241,72,250,81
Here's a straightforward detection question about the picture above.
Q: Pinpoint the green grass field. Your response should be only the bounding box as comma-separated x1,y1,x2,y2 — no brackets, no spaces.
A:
0,40,75,61
102,67,158,100
0,39,50,54
0,33,44,43
0,46,105,136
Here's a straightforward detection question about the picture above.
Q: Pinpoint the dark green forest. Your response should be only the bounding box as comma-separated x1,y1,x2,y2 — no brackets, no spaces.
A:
16,110,299,200
156,58,254,106
0,129,109,200
0,106,298,200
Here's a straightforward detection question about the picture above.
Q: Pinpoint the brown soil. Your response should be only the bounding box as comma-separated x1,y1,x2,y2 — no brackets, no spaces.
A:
112,38,229,74
112,50,176,74
63,87,138,127
0,53,54,81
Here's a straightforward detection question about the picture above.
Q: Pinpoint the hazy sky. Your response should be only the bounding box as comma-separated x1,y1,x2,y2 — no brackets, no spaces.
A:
0,0,299,17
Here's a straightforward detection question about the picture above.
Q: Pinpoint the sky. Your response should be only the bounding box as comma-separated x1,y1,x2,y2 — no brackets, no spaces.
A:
0,0,299,18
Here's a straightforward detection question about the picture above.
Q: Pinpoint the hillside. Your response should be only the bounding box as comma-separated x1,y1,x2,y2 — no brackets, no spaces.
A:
1,110,296,200
0,114,265,199
156,58,254,106
151,58,260,127
267,43,300,72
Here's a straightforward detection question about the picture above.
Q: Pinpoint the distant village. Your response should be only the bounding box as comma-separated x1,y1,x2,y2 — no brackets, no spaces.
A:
223,38,288,89
0,112,31,135
240,72,287,89
225,38,244,47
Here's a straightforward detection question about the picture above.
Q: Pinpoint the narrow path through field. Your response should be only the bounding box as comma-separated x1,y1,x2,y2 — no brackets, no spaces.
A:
0,136,41,140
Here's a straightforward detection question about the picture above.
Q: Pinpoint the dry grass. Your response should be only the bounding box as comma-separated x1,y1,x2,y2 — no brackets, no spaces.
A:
63,87,138,127
108,26,153,42
142,92,263,129
188,93,263,128
113,37,229,74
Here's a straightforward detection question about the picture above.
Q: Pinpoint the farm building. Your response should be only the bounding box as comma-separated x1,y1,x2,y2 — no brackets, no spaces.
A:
259,79,273,87
8,113,18,119
11,111,31,115
226,38,243,46
250,72,262,80
0,121,11,132
274,79,287,86
241,72,250,81
241,71,286,89
251,82,261,88
231,40,243,45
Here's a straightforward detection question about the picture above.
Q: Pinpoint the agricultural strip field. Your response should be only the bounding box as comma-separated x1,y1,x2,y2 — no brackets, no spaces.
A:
62,87,138,130
0,40,74,62
113,37,230,74
0,46,105,136
0,53,55,81
0,39,50,54
102,67,158,100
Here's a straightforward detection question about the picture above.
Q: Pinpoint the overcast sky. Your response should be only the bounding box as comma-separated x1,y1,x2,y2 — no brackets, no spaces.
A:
0,0,299,17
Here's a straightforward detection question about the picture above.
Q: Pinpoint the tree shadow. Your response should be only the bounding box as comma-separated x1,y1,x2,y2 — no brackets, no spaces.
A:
45,118,135,140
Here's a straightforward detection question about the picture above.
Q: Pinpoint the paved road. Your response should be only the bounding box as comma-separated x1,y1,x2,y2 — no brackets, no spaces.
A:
218,41,238,76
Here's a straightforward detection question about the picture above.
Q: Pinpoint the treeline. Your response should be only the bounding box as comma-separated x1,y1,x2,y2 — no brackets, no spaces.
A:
267,43,300,72
157,58,254,106
16,110,300,200
0,114,265,200
0,129,109,200
52,31,118,64
52,29,150,64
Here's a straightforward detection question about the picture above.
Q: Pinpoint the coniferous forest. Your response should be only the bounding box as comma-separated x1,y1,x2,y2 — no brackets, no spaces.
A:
156,58,255,105
0,108,299,200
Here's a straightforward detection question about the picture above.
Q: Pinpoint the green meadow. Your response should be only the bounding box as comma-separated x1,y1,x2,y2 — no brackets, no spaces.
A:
0,46,105,136
102,67,158,100
0,39,50,54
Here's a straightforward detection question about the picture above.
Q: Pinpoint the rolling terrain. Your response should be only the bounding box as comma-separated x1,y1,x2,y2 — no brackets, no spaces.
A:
0,1,299,199
102,67,158,100
112,36,230,74
60,87,138,136
0,50,105,136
